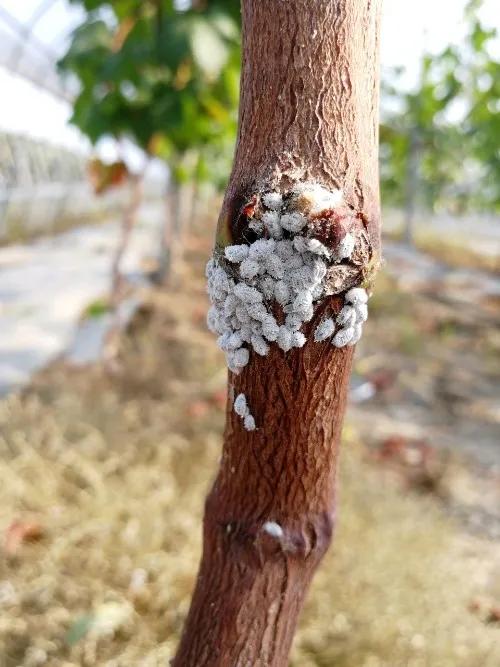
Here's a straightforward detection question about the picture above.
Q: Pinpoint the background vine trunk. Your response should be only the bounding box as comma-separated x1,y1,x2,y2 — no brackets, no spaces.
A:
174,1,382,665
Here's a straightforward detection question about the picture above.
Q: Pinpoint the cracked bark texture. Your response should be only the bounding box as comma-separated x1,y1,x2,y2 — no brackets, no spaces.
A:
173,1,381,665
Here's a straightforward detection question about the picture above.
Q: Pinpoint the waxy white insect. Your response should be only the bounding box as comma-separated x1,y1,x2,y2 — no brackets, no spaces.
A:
314,318,335,342
262,521,284,538
225,244,249,263
233,393,257,431
233,393,248,417
262,192,283,210
206,185,370,374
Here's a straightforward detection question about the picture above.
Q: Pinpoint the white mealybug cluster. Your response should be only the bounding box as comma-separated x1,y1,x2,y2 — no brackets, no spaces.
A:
314,286,369,348
206,184,369,372
233,393,256,431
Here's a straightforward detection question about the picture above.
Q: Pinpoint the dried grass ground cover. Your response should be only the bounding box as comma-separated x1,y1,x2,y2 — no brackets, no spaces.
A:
0,235,499,666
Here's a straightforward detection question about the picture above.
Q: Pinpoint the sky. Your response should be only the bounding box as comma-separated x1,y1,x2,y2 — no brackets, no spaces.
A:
0,0,498,157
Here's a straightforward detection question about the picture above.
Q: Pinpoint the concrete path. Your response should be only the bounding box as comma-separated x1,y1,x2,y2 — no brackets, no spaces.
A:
0,203,162,394
0,214,498,396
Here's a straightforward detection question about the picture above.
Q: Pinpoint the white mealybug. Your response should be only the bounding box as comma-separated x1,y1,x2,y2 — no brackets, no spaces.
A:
208,267,232,299
349,323,363,346
336,233,355,260
332,326,355,348
217,333,231,351
231,347,250,368
205,258,215,277
291,331,306,348
305,238,330,257
234,394,257,431
259,275,275,300
239,327,252,343
303,304,315,322
249,220,264,234
292,183,343,215
262,211,283,239
312,283,324,300
227,358,242,374
261,315,280,341
336,305,357,328
233,283,263,304
225,244,249,263
246,302,268,322
354,303,368,323
262,521,283,538
314,318,335,342
212,313,227,335
277,326,293,352
275,240,294,260
243,414,256,431
235,306,250,324
226,332,243,350
274,280,290,305
284,254,304,270
290,265,315,290
234,393,248,417
252,321,264,337
251,334,270,356
239,258,261,280
280,212,307,232
261,210,279,227
265,253,285,279
311,258,328,282
345,287,368,305
249,238,276,259
270,221,284,240
293,291,313,315
223,293,238,316
207,306,220,333
285,313,303,331
262,192,283,210
292,236,308,254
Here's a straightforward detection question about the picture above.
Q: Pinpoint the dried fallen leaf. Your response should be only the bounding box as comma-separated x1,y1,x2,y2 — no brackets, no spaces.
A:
186,400,210,418
487,606,500,624
191,304,208,324
4,520,44,556
211,388,227,410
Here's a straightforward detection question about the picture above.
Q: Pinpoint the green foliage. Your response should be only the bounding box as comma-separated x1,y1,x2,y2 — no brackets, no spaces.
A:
59,0,241,187
84,297,110,318
63,0,499,210
381,0,500,213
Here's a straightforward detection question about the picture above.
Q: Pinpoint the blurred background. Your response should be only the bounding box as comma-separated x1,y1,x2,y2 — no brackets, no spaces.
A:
0,1,499,665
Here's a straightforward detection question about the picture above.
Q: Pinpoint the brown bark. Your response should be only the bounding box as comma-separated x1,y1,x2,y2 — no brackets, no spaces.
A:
173,1,381,665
